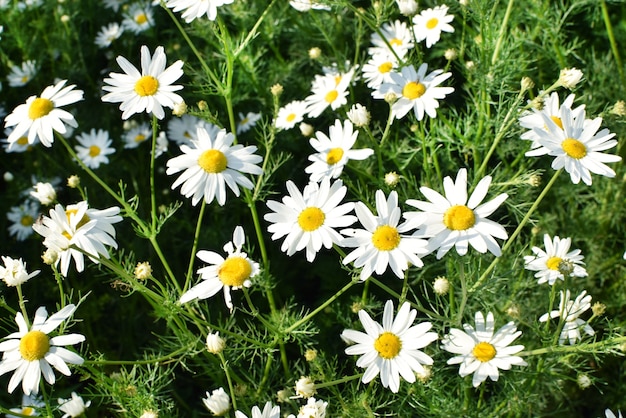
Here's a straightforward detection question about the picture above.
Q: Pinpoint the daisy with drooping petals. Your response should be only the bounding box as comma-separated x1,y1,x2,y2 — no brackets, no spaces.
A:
442,311,527,387
166,127,262,206
304,69,353,118
275,100,307,130
236,111,261,135
202,387,230,416
0,304,84,395
378,63,454,121
94,22,124,48
341,190,428,281
264,178,357,262
524,234,587,285
7,60,37,87
7,200,40,241
180,226,259,311
525,106,621,185
4,80,83,148
305,119,373,182
75,128,115,169
404,168,508,259
342,300,437,393
165,0,234,22
102,45,184,120
539,289,594,345
235,402,280,418
412,5,455,48
0,256,40,287
58,392,91,418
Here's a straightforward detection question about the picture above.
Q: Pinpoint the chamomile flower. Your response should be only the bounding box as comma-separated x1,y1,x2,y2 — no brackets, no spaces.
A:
264,178,357,262
32,201,122,276
167,114,219,145
293,397,327,418
539,289,594,345
289,0,330,12
442,311,527,387
7,60,37,87
341,190,428,281
305,119,373,182
342,300,437,393
275,100,307,130
58,392,91,418
29,182,56,206
123,122,152,149
202,387,230,416
368,20,414,59
404,168,508,259
378,63,454,121
524,234,587,285
525,106,621,186
0,304,84,395
122,3,154,34
412,5,455,48
167,127,262,206
102,45,184,120
180,226,259,311
0,256,39,287
7,200,39,241
94,22,124,48
2,127,38,153
4,79,84,148
235,402,280,418
165,0,234,22
75,128,115,169
304,70,353,118
6,394,44,417
236,111,261,134
361,53,399,90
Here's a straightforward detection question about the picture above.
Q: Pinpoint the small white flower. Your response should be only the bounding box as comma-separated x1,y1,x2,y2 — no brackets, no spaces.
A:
558,67,583,89
289,0,330,12
6,394,44,418
433,276,449,295
294,376,316,399
165,0,234,22
236,111,261,135
30,182,56,205
275,100,307,130
304,69,354,118
94,22,124,48
202,387,230,416
396,0,418,16
7,200,40,241
523,234,587,285
123,122,151,149
75,128,115,169
58,392,91,418
122,3,154,34
235,402,280,418
295,397,327,418
7,60,38,87
346,104,371,127
539,290,594,345
0,256,40,287
412,5,455,48
368,20,414,60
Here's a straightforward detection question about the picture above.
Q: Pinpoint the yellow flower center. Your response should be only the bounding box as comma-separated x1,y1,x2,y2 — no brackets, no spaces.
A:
89,145,101,157
550,116,563,129
218,256,252,287
19,330,50,361
426,17,439,29
20,215,34,227
326,147,344,165
472,341,496,362
371,225,401,251
402,82,426,100
21,407,35,416
198,149,228,173
561,138,587,159
134,75,159,97
286,113,296,122
546,256,562,271
21,75,29,83
62,209,90,240
297,207,325,232
17,136,29,146
135,13,148,24
135,134,147,142
325,90,339,103
443,205,476,231
389,38,402,46
378,62,393,74
374,331,402,359
28,98,54,120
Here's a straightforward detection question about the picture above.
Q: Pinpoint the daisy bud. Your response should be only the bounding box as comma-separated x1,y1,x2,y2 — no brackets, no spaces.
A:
350,301,363,313
577,373,592,389
384,171,400,187
3,172,13,182
42,248,59,265
459,0,469,5
197,100,208,111
347,103,370,127
308,47,321,60
173,101,187,117
530,96,544,110
384,91,397,104
294,376,316,399
140,410,158,418
558,67,583,89
206,331,226,354
465,60,476,71
30,182,56,205
304,349,317,362
134,261,152,280
444,48,458,61
527,173,542,187
234,383,248,397
67,175,80,188
506,304,520,318
270,83,283,97
592,302,606,317
416,365,432,383
531,226,541,236
299,122,314,137
396,0,418,16
276,389,290,403
433,276,449,295
202,388,230,416
610,100,626,117
60,15,70,23
520,76,535,92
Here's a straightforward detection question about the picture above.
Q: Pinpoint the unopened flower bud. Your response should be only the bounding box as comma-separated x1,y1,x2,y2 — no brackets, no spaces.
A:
559,67,583,90
384,172,400,187
384,92,397,104
308,47,321,60
3,172,13,182
197,100,208,111
270,83,283,97
304,349,317,362
140,410,158,418
206,331,226,354
30,182,56,205
592,302,606,317
67,175,80,188
396,0,418,16
521,76,534,92
577,373,592,389
610,100,626,117
527,173,542,187
444,48,458,61
42,249,59,265
433,276,449,295
299,122,314,137
134,262,152,280
173,101,187,117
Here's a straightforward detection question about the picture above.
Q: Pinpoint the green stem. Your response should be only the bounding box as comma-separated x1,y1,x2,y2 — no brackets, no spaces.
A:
183,201,207,293
219,352,238,411
491,0,515,66
84,343,192,365
369,277,446,321
520,335,626,356
313,373,363,389
16,285,29,327
150,115,159,231
600,0,626,87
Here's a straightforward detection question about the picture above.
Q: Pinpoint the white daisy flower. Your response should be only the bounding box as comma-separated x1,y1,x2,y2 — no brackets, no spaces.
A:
378,63,454,121
32,201,122,276
341,190,428,281
275,100,307,130
235,402,280,418
166,127,262,206
75,128,115,169
304,70,353,118
264,178,357,262
305,119,373,182
289,0,330,12
442,311,527,387
123,122,151,149
29,182,56,205
94,22,124,49
3,126,39,153
361,53,398,90
4,79,83,148
103,0,123,11
7,200,40,241
58,392,91,418
6,394,44,417
102,45,184,120
404,168,508,259
292,397,327,418
122,3,154,34
396,0,418,16
346,103,371,128
0,304,84,395
368,20,414,60
180,226,259,311
539,289,594,345
7,60,38,87
524,234,587,285
236,111,261,135
167,114,219,146
0,256,39,287
559,67,583,90
202,387,230,416
518,92,586,151
525,106,621,186
412,5,455,48
342,300,437,393
165,0,234,22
